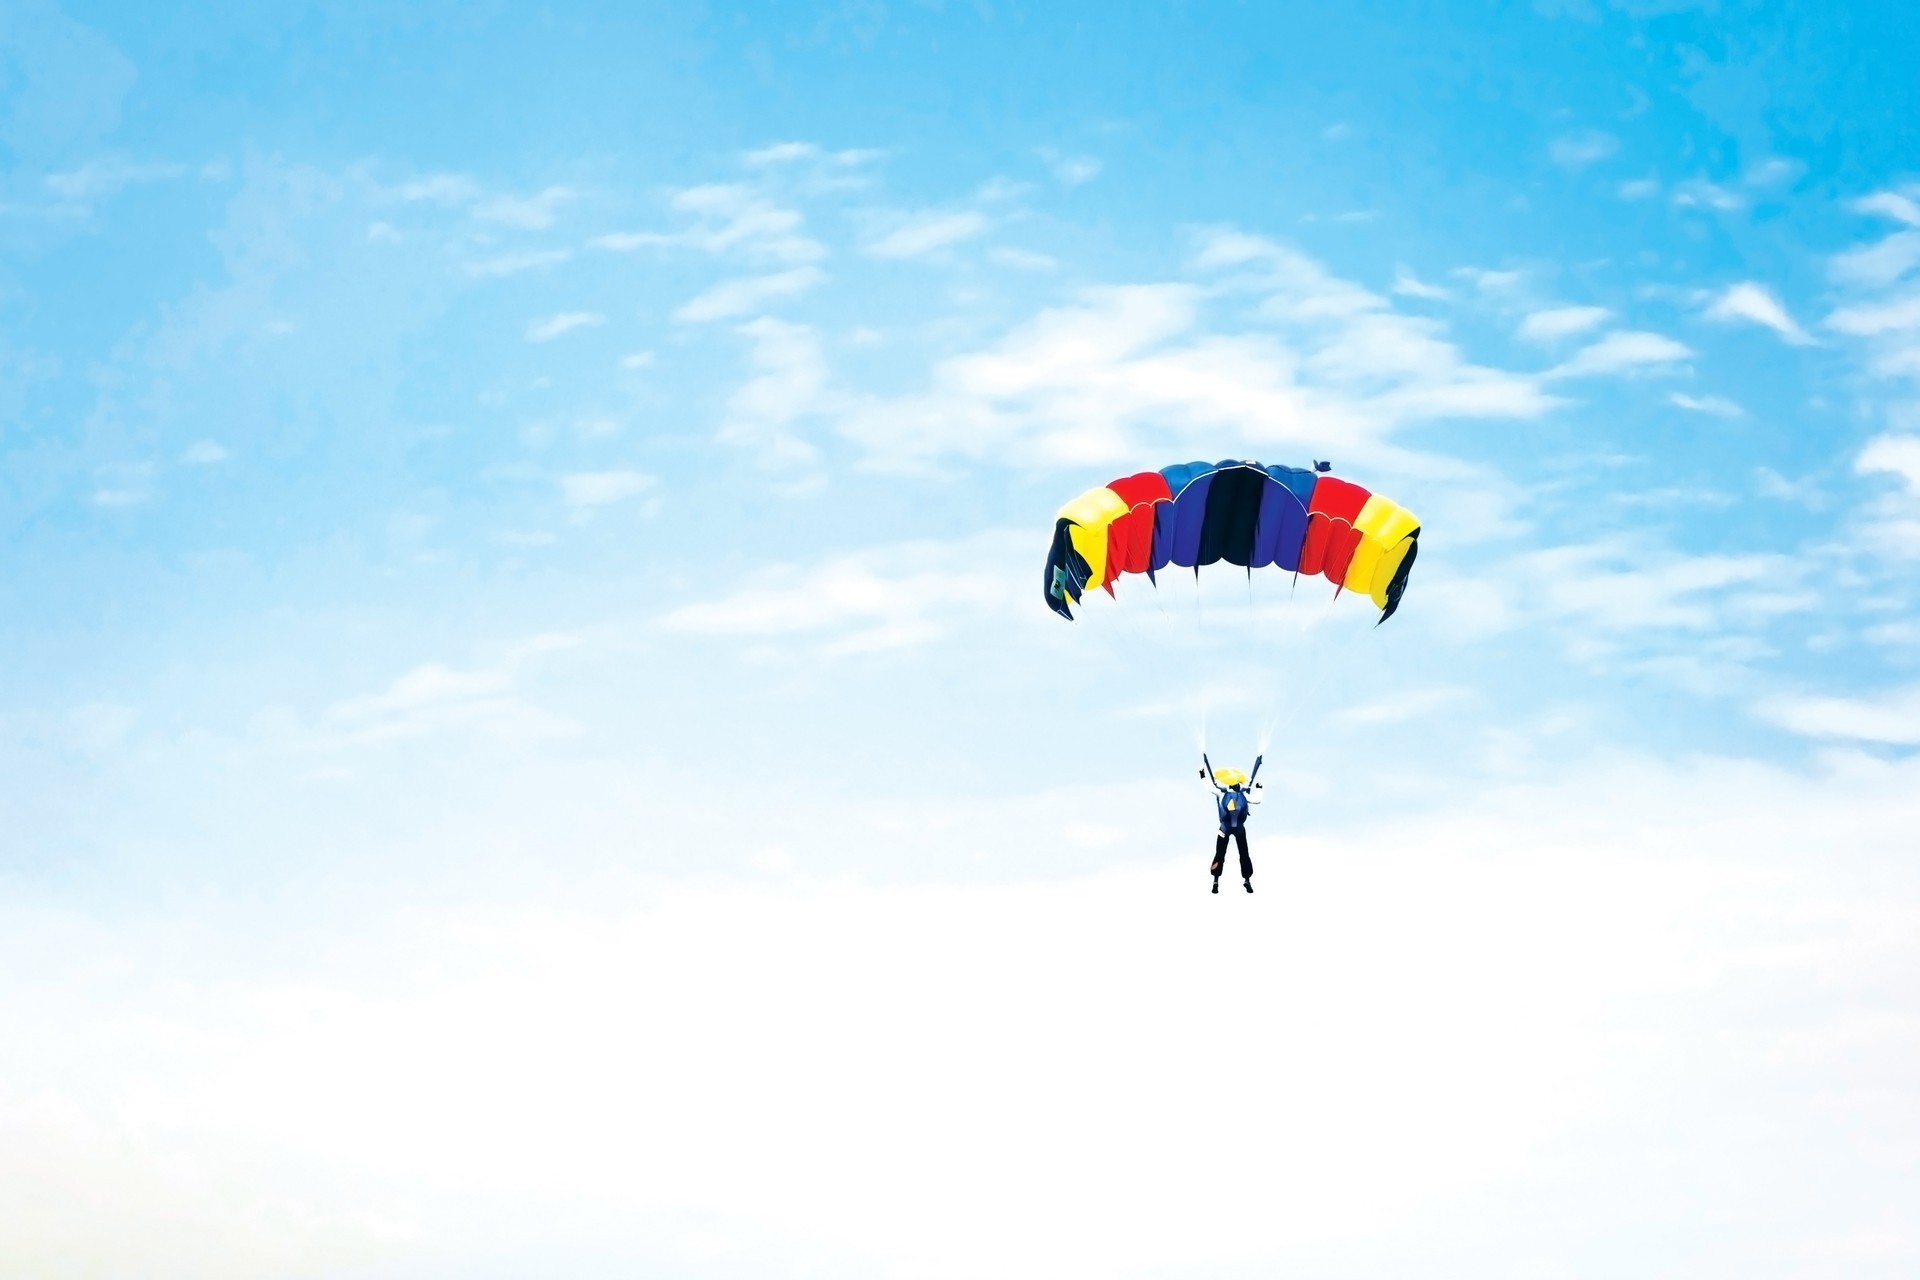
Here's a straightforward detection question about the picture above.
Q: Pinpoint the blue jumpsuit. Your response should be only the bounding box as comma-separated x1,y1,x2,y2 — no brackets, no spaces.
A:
1210,785,1253,886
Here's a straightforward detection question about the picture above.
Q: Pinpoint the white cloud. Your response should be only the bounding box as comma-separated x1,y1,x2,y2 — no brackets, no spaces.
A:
1518,305,1611,343
1857,434,1920,494
181,439,230,464
5,751,1919,1277
1548,129,1618,168
1546,330,1692,379
662,536,1015,654
476,186,575,230
1865,620,1920,645
1670,392,1743,418
1454,266,1525,294
559,470,655,512
1617,178,1660,200
989,247,1058,272
44,158,187,202
1673,179,1743,212
465,249,571,279
525,312,604,342
1830,231,1920,289
718,318,827,466
592,184,825,265
1759,685,1920,744
839,236,1556,471
864,211,989,259
1334,687,1471,726
1745,157,1803,188
1827,290,1920,337
620,350,656,370
316,636,582,747
743,141,820,165
1845,433,1920,554
673,266,825,323
395,173,480,204
1037,148,1101,186
1705,282,1814,345
1391,268,1450,301
1851,189,1920,227
1515,540,1797,634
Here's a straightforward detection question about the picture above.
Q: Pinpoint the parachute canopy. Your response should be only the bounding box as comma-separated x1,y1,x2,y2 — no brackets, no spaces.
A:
1043,459,1420,622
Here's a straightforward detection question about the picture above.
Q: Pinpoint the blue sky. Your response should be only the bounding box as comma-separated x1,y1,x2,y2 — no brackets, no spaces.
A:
4,2,1920,1276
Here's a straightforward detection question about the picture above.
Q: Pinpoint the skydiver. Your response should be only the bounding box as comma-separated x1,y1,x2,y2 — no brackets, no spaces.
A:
1201,753,1261,894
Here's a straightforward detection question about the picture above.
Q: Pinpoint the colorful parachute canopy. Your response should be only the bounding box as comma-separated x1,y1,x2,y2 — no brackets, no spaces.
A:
1043,459,1420,622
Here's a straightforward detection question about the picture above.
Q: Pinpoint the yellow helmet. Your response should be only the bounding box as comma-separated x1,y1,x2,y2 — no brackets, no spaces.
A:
1213,767,1249,788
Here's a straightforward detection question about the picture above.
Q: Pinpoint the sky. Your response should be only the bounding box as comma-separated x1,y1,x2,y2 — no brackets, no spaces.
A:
3,1,1919,1276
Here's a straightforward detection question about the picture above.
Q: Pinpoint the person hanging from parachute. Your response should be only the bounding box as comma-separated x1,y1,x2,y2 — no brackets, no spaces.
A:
1202,753,1262,894
1040,457,1422,894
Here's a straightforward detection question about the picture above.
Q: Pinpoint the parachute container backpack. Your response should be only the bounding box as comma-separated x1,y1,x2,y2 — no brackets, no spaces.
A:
1041,459,1420,624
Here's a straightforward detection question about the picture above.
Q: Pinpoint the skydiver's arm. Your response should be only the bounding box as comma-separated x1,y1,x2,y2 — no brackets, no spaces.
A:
1248,755,1264,786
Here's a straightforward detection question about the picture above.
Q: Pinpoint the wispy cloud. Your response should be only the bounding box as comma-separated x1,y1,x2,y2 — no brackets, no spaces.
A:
1745,158,1803,188
1036,147,1101,186
1858,434,1920,494
559,470,655,512
1392,268,1450,301
1758,685,1920,745
661,537,1015,655
1549,129,1617,169
718,318,828,466
1852,189,1920,227
989,247,1058,272
1849,434,1920,556
180,439,230,464
1455,266,1525,294
395,173,481,204
1517,541,1802,635
1546,331,1691,379
744,141,821,165
466,248,572,278
837,235,1556,472
477,186,575,230
1829,231,1920,289
1335,687,1471,726
317,636,581,746
1670,392,1743,418
593,184,826,265
1672,179,1743,212
526,311,605,342
1518,305,1611,343
1705,282,1814,345
45,158,188,203
743,141,882,174
673,267,826,323
1827,291,1920,337
864,211,989,259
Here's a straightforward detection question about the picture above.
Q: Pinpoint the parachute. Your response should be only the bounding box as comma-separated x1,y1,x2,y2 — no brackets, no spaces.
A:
1042,459,1420,623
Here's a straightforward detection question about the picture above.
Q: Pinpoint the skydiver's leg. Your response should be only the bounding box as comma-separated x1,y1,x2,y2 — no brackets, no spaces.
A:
1211,832,1228,893
1236,828,1252,891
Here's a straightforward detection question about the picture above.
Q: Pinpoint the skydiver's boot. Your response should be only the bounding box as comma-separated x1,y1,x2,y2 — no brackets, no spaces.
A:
1211,877,1220,894
1244,878,1253,893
